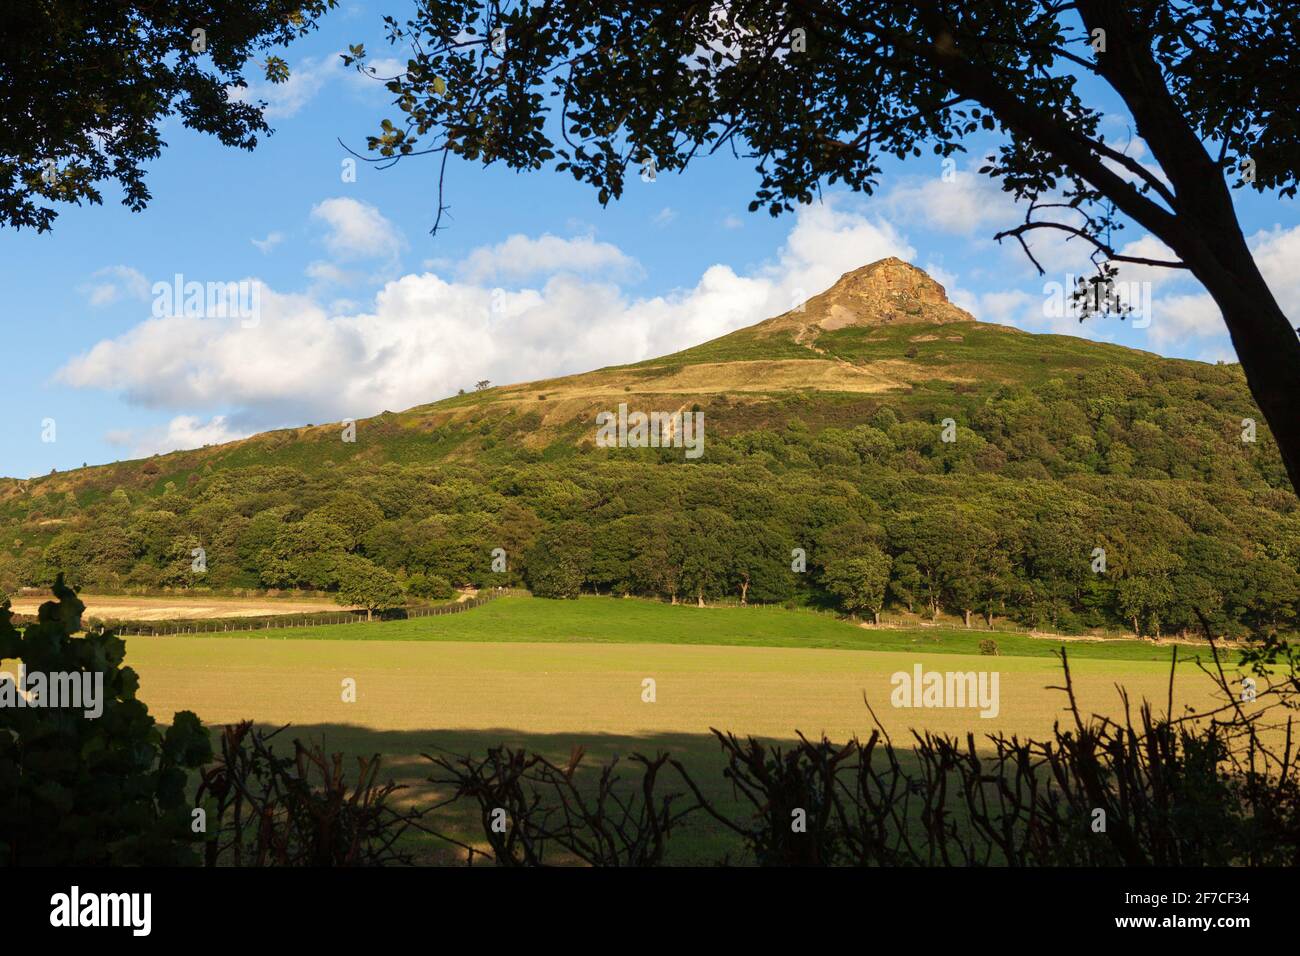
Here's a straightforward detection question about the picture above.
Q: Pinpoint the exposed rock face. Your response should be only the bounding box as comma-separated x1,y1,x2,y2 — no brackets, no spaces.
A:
771,257,977,333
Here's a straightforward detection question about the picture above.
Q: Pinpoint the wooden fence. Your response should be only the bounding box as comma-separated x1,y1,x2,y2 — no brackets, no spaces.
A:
9,588,526,638
9,588,1154,643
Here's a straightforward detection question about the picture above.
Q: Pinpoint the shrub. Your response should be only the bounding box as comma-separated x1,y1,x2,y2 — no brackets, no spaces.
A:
197,722,425,866
0,577,212,865
406,573,453,600
979,639,999,656
426,746,693,866
436,646,1300,866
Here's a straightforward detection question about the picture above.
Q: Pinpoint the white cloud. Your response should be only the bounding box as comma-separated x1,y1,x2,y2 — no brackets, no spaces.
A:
963,288,1079,335
967,223,1300,355
310,197,404,261
226,53,342,119
456,233,638,283
866,161,1142,288
56,199,914,445
305,260,354,285
1197,344,1239,365
1108,234,1184,292
1145,292,1228,347
343,56,409,97
251,231,284,254
1112,224,1300,349
1096,120,1171,193
770,197,915,299
1248,223,1300,312
873,162,1013,236
652,207,679,227
106,415,249,458
80,266,149,307
868,154,1174,289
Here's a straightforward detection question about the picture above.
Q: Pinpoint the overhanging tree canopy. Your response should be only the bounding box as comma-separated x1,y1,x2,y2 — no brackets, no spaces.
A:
344,0,1300,491
0,0,335,232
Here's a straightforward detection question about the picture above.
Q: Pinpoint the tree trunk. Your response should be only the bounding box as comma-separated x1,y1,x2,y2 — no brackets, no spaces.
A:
366,608,373,621
1075,1,1300,492
872,609,880,625
929,4,1300,495
1193,270,1300,492
697,589,704,608
962,608,972,628
740,580,749,606
984,609,993,627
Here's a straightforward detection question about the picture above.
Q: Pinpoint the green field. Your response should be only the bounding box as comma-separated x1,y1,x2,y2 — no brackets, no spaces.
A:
113,595,1244,863
196,594,1206,663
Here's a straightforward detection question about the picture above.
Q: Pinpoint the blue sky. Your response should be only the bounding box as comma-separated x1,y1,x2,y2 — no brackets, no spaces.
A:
3,1,1297,479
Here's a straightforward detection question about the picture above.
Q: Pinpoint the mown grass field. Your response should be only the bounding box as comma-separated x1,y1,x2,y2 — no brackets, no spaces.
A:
182,593,1199,662
111,595,1246,863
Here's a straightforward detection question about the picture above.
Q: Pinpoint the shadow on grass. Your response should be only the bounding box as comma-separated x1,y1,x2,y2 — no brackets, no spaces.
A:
214,722,936,866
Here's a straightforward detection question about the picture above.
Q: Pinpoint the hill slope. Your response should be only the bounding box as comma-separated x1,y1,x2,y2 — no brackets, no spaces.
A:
2,259,1295,641
3,256,1267,485
411,257,1165,446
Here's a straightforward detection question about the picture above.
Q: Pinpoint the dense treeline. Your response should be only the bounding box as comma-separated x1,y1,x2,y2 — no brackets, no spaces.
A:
1,385,1296,639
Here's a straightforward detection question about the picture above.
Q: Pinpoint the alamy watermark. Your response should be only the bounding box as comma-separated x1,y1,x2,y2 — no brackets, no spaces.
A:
0,664,103,718
1043,273,1152,328
890,664,1000,719
152,273,261,327
50,886,150,936
595,402,704,459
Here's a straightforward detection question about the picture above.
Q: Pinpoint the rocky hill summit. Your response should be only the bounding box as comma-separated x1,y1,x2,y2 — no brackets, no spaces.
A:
765,257,977,337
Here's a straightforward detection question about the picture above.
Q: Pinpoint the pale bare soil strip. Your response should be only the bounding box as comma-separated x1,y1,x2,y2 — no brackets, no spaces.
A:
7,593,354,621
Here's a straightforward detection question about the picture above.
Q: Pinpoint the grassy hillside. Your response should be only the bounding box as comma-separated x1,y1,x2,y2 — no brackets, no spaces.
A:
1,313,1284,498
1,260,1294,644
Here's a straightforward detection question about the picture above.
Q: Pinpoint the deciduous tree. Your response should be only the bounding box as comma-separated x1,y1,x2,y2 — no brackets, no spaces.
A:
823,548,891,624
1,0,336,231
